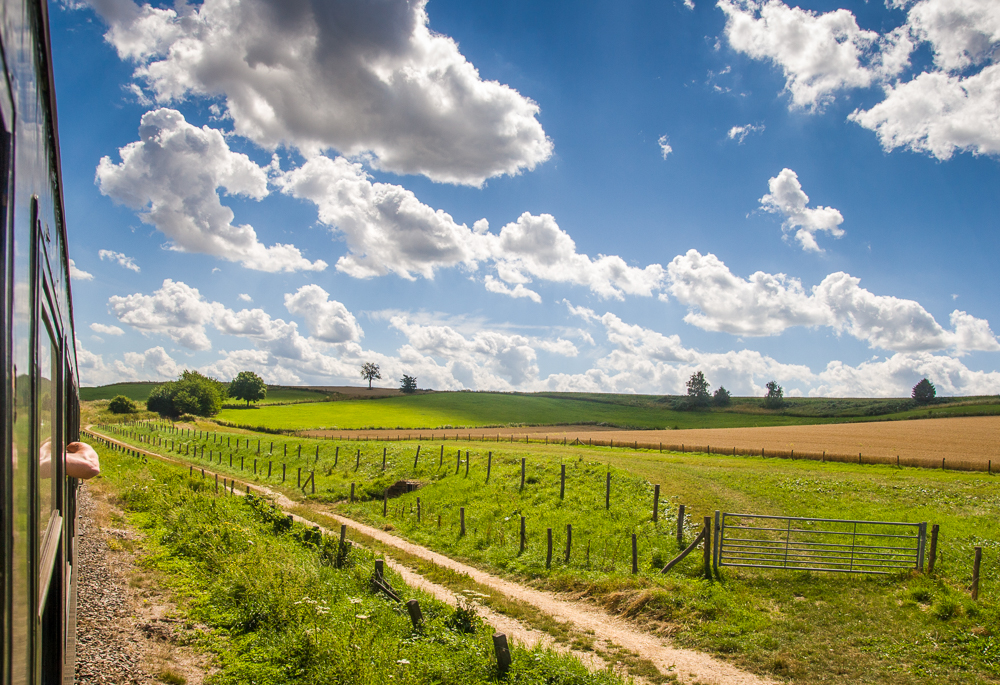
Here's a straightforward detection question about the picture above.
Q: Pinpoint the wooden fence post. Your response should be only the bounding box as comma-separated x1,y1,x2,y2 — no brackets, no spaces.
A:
417,497,421,523
676,505,685,545
268,461,272,478
383,490,388,516
297,467,301,487
928,524,939,573
465,451,470,477
546,528,553,569
565,524,572,563
356,449,360,469
334,446,339,467
972,547,982,600
606,472,611,509
460,507,466,536
456,449,461,474
487,452,492,483
560,464,565,500
519,516,526,555
311,471,315,494
406,599,424,630
315,445,319,462
493,633,511,677
652,484,660,522
414,445,420,469
703,516,712,578
631,534,638,574
350,482,355,502
520,458,526,490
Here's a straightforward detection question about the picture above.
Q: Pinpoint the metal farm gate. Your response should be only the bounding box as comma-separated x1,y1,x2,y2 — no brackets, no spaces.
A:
715,513,927,574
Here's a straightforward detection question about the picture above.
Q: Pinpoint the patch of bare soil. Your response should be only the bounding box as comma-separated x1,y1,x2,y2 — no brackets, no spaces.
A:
302,415,1000,470
75,483,214,685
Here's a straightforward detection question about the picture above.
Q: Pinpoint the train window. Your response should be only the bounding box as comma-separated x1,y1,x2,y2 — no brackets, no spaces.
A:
37,310,59,545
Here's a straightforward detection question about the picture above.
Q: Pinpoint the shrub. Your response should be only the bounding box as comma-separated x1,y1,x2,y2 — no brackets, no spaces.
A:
146,370,226,417
107,395,137,414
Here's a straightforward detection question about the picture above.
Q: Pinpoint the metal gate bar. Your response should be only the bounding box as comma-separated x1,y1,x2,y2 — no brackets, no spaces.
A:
717,513,926,575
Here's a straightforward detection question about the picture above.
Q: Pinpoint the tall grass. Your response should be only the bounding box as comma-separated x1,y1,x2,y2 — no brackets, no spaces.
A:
98,448,627,685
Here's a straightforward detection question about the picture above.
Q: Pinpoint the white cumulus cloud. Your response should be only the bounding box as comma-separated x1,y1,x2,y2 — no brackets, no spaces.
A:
759,168,844,252
658,134,673,158
81,0,552,186
69,259,94,281
718,0,878,110
96,108,326,273
284,284,364,343
90,323,125,336
109,278,222,350
666,249,1000,354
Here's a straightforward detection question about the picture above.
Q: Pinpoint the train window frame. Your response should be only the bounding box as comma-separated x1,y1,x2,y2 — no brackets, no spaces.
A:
30,196,64,620
0,60,13,678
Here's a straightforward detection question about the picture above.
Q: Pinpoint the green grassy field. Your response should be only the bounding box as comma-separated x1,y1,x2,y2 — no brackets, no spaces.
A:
95,421,1000,685
215,392,843,431
93,448,624,685
214,390,1000,431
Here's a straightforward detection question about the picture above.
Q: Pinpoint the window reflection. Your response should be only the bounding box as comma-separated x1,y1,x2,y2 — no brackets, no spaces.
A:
38,314,58,541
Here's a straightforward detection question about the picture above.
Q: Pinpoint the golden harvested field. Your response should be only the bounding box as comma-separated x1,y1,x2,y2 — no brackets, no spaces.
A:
308,415,1000,470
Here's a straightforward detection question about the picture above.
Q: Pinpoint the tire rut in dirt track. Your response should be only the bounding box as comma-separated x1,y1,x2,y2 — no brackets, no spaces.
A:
88,427,774,685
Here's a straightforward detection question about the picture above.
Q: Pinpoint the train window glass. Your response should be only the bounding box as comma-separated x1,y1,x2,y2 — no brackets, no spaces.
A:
37,311,58,543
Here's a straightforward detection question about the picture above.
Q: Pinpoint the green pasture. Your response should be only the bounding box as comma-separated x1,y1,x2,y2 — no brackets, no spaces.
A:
215,391,845,431
96,421,1000,684
95,448,624,685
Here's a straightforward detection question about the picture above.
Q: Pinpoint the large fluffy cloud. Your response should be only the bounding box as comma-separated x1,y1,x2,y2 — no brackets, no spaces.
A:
759,168,844,252
109,278,221,350
284,284,364,343
489,213,667,301
275,155,489,279
96,108,326,272
718,0,879,110
667,250,1000,354
81,0,552,186
719,0,1000,160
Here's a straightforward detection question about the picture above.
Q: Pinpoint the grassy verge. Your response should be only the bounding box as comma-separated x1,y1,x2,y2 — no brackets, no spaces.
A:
93,447,629,685
96,423,1000,684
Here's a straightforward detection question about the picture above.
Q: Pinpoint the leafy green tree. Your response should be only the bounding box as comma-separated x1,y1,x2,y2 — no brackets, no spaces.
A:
145,370,225,417
361,362,381,389
713,386,731,407
763,380,784,409
229,370,267,406
107,395,137,414
912,378,936,404
400,375,418,394
686,371,711,407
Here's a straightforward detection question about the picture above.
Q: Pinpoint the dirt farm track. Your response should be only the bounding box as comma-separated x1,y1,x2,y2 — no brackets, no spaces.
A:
304,415,1000,472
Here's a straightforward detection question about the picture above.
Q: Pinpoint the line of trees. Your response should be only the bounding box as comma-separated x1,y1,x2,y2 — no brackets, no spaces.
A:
673,371,783,410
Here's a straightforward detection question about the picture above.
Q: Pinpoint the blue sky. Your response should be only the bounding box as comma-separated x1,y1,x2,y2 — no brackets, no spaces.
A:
53,0,1000,396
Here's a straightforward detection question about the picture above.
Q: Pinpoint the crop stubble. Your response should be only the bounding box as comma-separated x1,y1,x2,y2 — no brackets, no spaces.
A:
309,415,1000,469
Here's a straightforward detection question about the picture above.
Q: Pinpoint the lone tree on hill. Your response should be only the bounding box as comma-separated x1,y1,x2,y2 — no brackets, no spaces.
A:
763,380,784,409
361,362,381,389
229,370,267,407
686,371,711,407
912,378,936,404
713,386,731,407
400,375,418,393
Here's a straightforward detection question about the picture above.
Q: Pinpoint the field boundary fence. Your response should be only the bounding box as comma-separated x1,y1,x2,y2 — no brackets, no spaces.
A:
714,513,927,575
